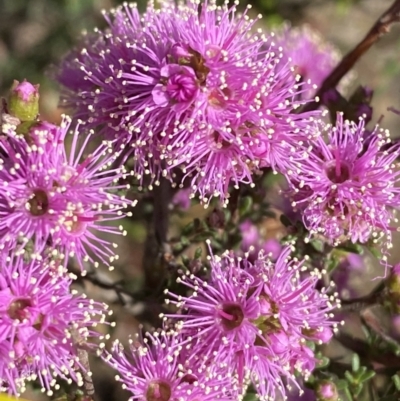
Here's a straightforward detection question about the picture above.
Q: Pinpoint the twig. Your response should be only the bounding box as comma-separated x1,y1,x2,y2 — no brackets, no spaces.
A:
77,349,96,401
143,177,173,290
361,308,400,350
69,264,137,305
303,0,400,112
71,329,98,401
340,282,385,312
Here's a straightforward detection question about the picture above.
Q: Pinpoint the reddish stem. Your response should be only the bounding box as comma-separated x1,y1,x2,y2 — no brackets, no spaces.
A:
302,0,400,112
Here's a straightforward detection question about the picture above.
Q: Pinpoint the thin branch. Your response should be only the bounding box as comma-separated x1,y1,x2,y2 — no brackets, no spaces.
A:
303,0,400,112
340,282,385,312
143,177,173,291
69,265,137,305
71,329,98,401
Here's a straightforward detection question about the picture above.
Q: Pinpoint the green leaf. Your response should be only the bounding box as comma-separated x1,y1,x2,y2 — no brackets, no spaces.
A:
315,355,330,369
358,370,375,383
180,236,190,247
392,373,400,391
310,239,324,253
239,196,253,216
369,246,382,259
352,353,360,373
182,221,195,236
336,379,349,390
337,242,364,255
242,391,257,401
194,247,202,259
181,254,190,267
345,370,354,382
353,383,363,397
326,256,340,273
344,386,354,401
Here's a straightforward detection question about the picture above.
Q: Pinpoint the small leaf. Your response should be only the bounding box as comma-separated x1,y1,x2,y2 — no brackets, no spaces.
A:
316,355,330,369
336,379,349,390
310,239,324,253
181,254,190,267
369,246,382,259
326,256,340,273
358,370,375,383
239,196,253,216
344,386,354,401
242,391,257,401
353,383,363,397
392,373,400,391
345,370,354,383
337,242,363,255
182,221,195,236
352,353,360,373
194,247,202,259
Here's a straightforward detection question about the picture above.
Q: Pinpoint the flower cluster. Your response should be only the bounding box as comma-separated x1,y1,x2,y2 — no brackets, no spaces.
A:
136,246,338,401
4,0,400,399
287,114,400,252
0,254,110,396
56,0,320,204
0,111,134,268
274,24,342,100
106,330,232,401
0,80,127,395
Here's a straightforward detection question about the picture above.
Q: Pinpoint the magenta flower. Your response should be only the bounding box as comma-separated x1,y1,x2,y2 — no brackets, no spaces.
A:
239,220,282,262
288,113,400,251
274,24,340,100
104,330,231,401
56,0,320,204
164,245,338,400
171,188,192,210
0,254,109,396
0,116,133,268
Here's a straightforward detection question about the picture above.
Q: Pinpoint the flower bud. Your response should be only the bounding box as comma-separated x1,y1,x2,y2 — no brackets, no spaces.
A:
8,80,39,121
315,380,339,401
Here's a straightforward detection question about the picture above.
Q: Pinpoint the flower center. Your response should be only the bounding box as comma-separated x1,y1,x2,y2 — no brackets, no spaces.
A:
219,303,244,330
325,160,351,184
169,44,210,85
64,216,89,236
8,298,32,321
186,48,209,85
28,189,49,216
146,380,172,401
212,130,232,150
208,87,232,109
166,72,198,103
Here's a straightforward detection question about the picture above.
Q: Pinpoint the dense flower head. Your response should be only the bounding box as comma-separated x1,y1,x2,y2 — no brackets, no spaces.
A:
0,115,135,269
287,113,400,252
56,0,320,204
274,24,342,100
163,245,339,400
0,253,110,396
104,330,232,401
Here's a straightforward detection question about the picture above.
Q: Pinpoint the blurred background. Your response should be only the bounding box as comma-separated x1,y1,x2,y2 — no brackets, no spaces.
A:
1,0,400,400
